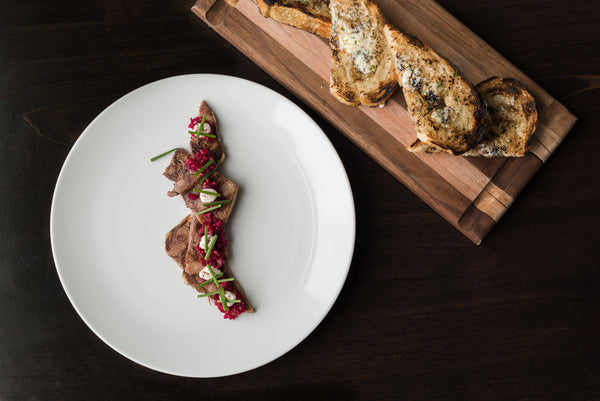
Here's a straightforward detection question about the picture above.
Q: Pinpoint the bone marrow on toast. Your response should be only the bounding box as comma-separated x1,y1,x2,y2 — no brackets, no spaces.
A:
159,101,253,319
256,0,538,158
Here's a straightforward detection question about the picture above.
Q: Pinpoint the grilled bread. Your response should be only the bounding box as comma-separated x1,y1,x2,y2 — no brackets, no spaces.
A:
463,77,537,157
257,0,331,38
384,26,487,154
409,77,538,157
330,0,398,106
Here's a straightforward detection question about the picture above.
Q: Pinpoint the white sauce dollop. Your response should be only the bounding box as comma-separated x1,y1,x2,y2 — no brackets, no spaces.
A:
192,121,212,136
199,188,218,203
223,291,237,307
198,265,221,281
198,234,216,251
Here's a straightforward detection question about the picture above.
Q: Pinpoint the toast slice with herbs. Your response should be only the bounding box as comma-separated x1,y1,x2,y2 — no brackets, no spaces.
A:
257,0,331,38
408,77,538,157
330,0,398,106
384,26,487,154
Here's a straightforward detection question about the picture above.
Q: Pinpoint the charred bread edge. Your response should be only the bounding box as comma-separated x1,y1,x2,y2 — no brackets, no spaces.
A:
258,0,331,22
387,27,488,155
256,0,331,37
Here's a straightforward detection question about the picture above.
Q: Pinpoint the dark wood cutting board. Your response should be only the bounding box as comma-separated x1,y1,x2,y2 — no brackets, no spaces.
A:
191,0,576,244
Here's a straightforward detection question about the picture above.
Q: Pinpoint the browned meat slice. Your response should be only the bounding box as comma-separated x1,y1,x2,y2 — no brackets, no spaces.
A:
184,216,204,275
164,215,192,269
181,215,254,313
182,269,254,313
189,101,225,163
182,171,238,223
163,148,189,181
163,148,202,197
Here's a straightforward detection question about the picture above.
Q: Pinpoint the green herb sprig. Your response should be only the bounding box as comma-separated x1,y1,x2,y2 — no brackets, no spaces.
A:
193,158,215,177
150,148,177,162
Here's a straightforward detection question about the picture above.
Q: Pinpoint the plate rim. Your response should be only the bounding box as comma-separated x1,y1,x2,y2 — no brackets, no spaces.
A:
50,73,356,377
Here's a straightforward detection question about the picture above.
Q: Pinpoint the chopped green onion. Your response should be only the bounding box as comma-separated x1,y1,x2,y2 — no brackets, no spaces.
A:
196,204,222,215
193,158,215,177
206,265,228,312
218,277,235,283
204,225,209,253
200,189,220,196
196,115,206,138
197,290,220,298
190,131,216,139
197,167,216,184
202,200,231,207
226,299,241,304
150,148,177,162
218,287,228,311
453,70,458,78
197,271,224,289
204,234,218,261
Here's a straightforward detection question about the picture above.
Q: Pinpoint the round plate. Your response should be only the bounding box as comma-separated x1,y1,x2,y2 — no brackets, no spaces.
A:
51,74,355,377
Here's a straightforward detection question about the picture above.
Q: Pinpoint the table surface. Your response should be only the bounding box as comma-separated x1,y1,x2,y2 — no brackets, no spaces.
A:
1,0,598,400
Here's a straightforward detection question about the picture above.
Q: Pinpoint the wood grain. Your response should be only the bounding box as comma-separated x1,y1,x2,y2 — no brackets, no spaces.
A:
1,1,599,400
191,0,577,244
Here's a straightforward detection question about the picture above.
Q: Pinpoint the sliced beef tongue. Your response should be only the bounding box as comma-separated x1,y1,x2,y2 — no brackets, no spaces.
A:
189,101,225,163
164,215,192,269
163,148,201,197
181,217,254,313
163,101,252,317
163,148,189,181
183,171,239,223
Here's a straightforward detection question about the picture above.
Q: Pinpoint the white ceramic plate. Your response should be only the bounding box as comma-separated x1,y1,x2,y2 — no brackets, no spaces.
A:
50,74,355,377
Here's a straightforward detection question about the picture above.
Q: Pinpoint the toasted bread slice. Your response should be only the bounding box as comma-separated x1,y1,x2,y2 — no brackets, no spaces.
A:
257,0,331,38
330,0,398,106
463,77,537,157
384,26,487,154
408,77,538,157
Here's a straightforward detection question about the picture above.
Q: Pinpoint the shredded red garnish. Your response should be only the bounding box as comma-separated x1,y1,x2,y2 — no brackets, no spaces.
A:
185,148,215,173
213,286,246,320
203,178,217,190
195,213,227,270
188,117,216,140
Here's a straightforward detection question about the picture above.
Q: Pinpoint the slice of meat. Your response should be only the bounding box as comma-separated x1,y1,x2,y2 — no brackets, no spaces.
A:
182,171,239,223
181,217,254,314
184,216,205,275
163,148,202,197
182,268,254,314
190,101,225,163
163,148,189,181
164,215,192,269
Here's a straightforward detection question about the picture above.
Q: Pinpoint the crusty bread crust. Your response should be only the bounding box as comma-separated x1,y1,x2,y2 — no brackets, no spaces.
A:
463,77,537,157
257,0,331,38
329,0,398,106
384,26,487,154
409,77,538,157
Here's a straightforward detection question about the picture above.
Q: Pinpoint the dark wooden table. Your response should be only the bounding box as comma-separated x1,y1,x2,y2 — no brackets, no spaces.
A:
1,0,598,399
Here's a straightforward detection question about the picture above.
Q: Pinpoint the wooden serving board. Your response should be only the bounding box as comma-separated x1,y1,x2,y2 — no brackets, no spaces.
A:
191,0,576,244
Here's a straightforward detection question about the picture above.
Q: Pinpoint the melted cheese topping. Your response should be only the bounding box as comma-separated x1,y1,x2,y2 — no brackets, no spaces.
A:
333,2,377,74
